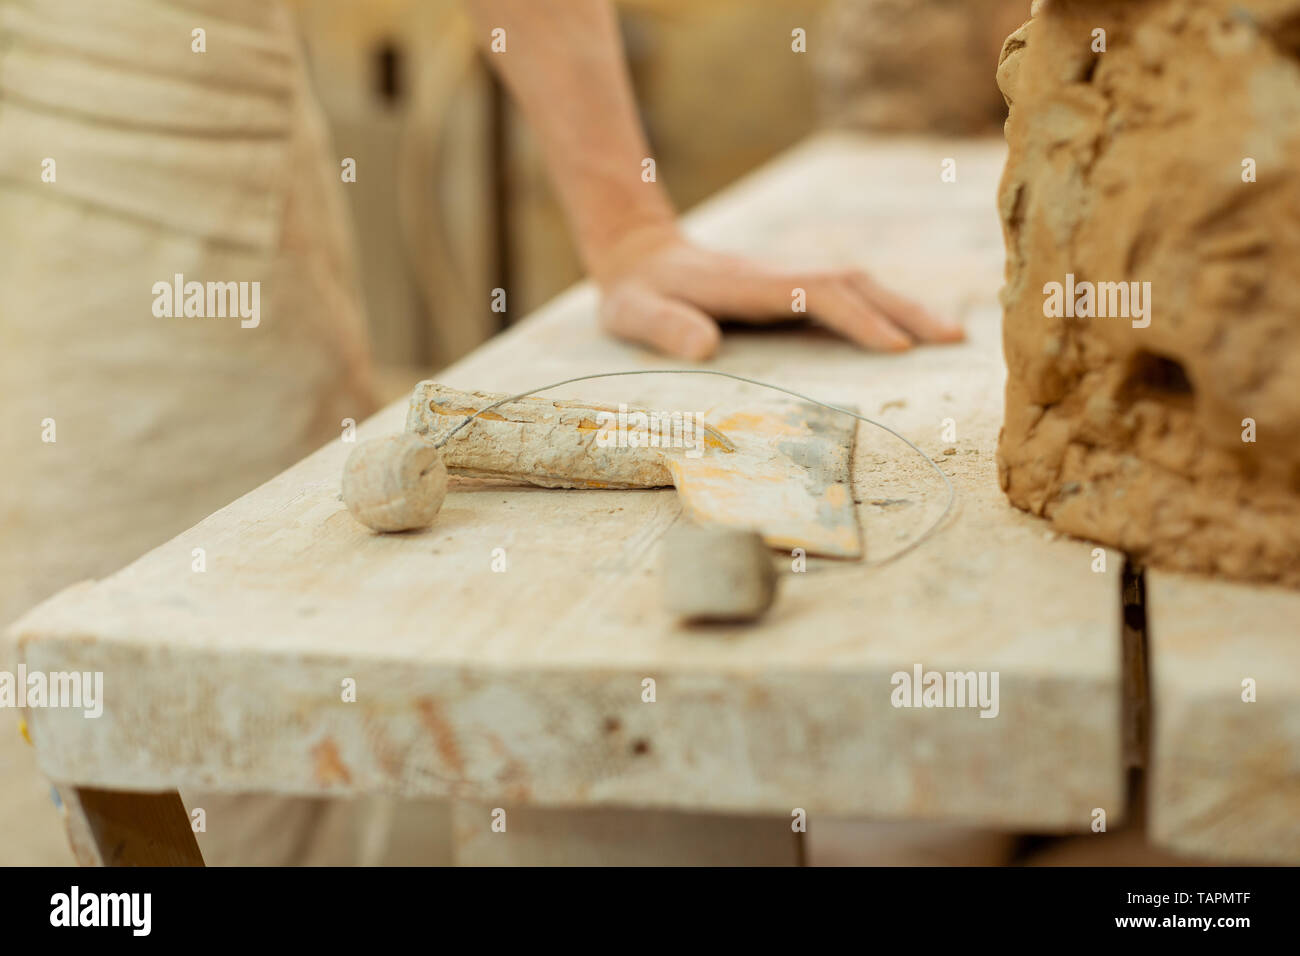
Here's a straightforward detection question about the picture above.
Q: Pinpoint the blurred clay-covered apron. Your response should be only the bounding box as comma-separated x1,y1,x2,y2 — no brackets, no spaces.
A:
0,0,379,864
0,0,376,618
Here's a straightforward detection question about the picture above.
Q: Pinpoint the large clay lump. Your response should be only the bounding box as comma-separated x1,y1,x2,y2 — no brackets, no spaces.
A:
997,0,1300,586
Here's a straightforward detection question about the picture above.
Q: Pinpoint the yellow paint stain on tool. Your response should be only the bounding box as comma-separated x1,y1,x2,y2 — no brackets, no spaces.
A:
713,410,807,438
428,402,508,423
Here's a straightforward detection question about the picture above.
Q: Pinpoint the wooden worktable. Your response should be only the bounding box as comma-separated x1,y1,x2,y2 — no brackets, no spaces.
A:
11,132,1295,865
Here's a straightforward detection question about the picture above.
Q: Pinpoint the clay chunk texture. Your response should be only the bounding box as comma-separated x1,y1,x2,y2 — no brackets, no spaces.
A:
996,0,1300,587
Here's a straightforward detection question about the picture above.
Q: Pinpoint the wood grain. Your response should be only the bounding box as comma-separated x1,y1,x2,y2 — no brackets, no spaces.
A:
61,787,203,867
1146,571,1300,863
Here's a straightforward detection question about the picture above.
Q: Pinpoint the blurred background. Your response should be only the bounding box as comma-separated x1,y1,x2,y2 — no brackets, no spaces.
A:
283,0,1020,399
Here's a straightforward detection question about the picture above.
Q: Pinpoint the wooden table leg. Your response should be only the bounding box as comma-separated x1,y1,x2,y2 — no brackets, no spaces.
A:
56,785,204,866
451,801,801,866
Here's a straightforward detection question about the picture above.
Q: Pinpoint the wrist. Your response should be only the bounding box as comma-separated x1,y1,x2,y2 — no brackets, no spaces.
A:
583,208,680,285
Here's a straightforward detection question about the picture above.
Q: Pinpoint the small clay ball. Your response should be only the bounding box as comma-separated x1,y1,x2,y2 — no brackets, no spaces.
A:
661,523,778,623
342,434,448,532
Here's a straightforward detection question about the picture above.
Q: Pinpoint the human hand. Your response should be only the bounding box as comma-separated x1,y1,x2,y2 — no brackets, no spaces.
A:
592,224,965,360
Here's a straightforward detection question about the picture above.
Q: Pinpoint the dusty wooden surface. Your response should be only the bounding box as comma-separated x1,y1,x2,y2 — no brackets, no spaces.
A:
1146,572,1300,864
10,133,1125,831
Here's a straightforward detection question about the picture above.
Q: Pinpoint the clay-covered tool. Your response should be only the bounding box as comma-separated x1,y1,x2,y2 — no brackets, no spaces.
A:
404,382,863,558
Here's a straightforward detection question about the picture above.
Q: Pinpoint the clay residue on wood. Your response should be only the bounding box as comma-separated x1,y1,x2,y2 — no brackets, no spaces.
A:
312,738,352,786
417,697,465,778
996,0,1300,587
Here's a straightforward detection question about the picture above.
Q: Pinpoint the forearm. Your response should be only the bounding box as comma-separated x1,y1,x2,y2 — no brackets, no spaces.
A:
464,0,676,279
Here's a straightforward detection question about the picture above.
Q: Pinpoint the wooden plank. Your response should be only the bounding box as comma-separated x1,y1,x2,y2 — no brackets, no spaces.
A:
59,786,203,867
7,133,1124,831
1146,571,1300,864
54,785,105,867
1121,567,1149,768
807,820,1017,866
451,803,799,866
